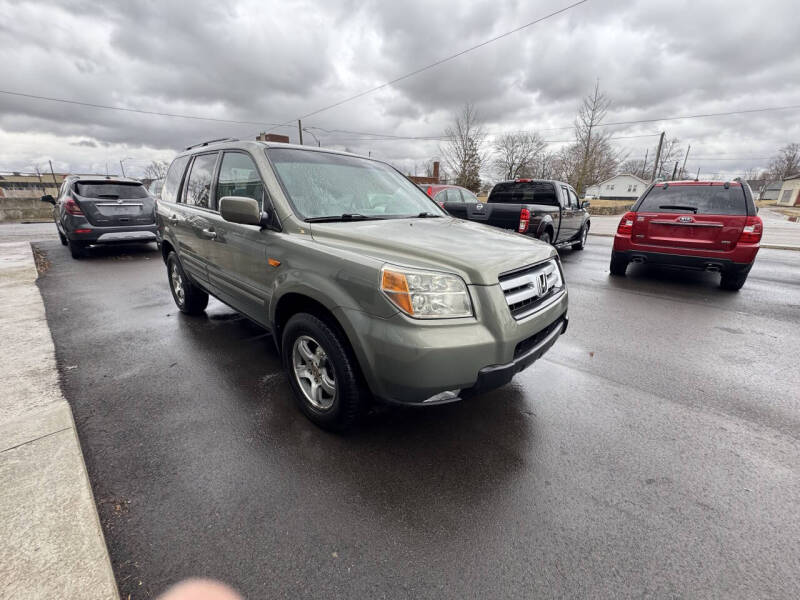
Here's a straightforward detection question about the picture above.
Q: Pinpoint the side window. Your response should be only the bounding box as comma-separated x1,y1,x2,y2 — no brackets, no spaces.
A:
216,152,265,210
161,156,190,204
434,190,448,204
560,186,570,208
184,153,218,209
460,189,478,203
446,189,462,203
568,189,579,208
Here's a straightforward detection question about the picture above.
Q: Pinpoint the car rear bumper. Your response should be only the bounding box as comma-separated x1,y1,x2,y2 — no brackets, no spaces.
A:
613,234,759,271
66,223,157,244
612,248,754,275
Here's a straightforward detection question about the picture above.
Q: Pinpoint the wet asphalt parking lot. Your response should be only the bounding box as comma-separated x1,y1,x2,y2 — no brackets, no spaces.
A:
31,232,800,599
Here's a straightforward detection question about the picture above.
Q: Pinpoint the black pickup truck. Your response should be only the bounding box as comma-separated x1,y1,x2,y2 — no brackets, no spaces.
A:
444,179,591,249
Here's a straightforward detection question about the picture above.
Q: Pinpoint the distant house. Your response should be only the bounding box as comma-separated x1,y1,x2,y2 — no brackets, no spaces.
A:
408,161,441,185
776,174,800,206
0,171,68,197
586,174,647,200
762,180,783,202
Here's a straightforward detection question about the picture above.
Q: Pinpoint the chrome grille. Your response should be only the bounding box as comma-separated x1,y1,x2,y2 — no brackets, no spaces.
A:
499,259,564,319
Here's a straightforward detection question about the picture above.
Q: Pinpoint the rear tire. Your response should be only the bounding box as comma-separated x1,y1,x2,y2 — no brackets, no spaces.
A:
167,252,208,315
572,224,589,250
282,312,368,432
68,239,86,259
720,271,748,291
539,230,552,245
609,253,628,276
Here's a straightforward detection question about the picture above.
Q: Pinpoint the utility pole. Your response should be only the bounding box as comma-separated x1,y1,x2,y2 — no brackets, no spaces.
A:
671,161,678,180
119,160,126,177
298,119,303,145
695,166,701,180
48,160,58,193
680,144,691,179
651,131,665,181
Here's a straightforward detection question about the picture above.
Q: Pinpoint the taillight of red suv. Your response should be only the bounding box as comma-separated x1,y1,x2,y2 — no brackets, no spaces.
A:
738,215,763,244
617,211,635,235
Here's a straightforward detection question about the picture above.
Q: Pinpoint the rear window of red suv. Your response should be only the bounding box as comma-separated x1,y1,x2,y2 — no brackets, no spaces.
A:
637,183,746,215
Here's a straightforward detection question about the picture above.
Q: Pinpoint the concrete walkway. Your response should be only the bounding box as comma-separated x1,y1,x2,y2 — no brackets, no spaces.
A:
588,213,800,250
0,242,117,600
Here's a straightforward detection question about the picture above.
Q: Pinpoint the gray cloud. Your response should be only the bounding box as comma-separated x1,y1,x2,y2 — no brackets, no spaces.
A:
0,0,798,180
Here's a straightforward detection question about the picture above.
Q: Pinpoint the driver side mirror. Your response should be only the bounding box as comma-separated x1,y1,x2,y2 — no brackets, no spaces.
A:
581,200,591,209
41,194,56,205
219,196,271,228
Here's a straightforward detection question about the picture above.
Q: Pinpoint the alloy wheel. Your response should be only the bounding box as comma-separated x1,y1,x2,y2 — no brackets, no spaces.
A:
292,335,336,410
171,264,185,305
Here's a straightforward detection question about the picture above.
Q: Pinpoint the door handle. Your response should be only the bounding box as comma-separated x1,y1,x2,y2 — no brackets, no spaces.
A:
168,214,179,225
200,228,217,240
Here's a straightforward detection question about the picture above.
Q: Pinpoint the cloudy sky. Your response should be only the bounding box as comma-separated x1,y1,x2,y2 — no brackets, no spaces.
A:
0,0,798,180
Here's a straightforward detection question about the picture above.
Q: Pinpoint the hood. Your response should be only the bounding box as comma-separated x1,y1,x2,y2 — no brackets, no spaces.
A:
308,217,556,285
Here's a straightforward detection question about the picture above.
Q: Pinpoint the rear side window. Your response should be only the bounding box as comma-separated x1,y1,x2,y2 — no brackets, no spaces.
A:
638,184,746,215
216,152,265,209
162,156,190,203
184,153,218,209
460,189,478,203
489,181,558,206
445,189,462,203
75,182,148,199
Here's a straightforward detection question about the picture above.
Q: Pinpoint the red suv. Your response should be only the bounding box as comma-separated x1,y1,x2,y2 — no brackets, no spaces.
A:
610,181,762,290
418,184,479,208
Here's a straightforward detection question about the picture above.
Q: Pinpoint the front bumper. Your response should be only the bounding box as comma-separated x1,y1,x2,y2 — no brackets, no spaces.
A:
336,283,569,405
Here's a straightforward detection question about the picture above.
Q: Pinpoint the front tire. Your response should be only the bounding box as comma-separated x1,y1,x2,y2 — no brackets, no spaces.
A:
282,312,368,432
68,239,86,259
572,224,589,250
609,253,628,276
58,228,68,246
167,252,208,315
720,271,748,291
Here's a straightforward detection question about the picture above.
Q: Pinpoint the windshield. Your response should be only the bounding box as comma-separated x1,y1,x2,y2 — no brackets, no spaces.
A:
266,148,444,220
638,183,746,215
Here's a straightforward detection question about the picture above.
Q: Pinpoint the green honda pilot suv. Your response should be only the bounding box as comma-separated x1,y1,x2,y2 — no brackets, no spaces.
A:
157,139,568,430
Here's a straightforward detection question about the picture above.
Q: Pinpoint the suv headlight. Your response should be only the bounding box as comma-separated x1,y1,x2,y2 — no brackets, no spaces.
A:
381,265,473,319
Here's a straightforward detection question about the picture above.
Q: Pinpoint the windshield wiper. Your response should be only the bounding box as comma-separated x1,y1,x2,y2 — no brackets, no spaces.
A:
304,213,385,223
416,212,441,218
658,204,697,213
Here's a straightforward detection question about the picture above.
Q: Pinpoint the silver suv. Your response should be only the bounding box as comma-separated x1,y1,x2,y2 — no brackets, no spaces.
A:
158,139,568,430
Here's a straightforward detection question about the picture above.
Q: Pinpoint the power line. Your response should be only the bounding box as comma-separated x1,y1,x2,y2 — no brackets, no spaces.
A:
0,89,293,129
274,0,591,127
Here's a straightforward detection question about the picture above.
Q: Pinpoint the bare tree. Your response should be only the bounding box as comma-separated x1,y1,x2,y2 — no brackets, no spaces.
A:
766,143,800,180
619,158,651,179
741,167,760,182
492,132,547,180
573,81,621,194
441,103,486,192
143,160,169,180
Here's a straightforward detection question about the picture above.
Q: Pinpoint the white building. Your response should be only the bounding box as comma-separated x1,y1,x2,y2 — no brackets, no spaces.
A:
776,174,800,206
585,174,648,200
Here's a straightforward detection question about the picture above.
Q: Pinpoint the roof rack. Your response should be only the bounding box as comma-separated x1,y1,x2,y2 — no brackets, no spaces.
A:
185,137,238,151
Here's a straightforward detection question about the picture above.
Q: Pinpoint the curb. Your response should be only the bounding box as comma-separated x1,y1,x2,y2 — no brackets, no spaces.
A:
0,242,118,600
588,232,800,251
